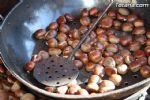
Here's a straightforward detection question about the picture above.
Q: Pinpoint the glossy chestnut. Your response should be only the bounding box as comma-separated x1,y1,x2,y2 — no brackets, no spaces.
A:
117,64,128,75
46,38,58,48
85,62,96,72
100,16,113,29
48,48,62,56
34,29,46,39
45,30,57,40
118,8,130,16
103,57,116,68
89,50,102,63
89,7,98,16
93,64,105,77
48,22,58,30
80,16,91,26
109,74,122,86
57,16,66,24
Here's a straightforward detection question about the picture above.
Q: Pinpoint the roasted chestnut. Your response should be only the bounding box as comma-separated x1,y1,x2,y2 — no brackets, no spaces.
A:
90,31,97,39
146,31,150,39
59,24,70,33
81,8,89,17
113,54,124,65
117,14,127,21
113,20,121,29
99,80,115,93
31,54,41,63
93,64,105,77
74,60,83,69
132,27,146,35
21,93,35,100
138,57,147,66
103,51,114,57
133,50,145,58
48,22,58,30
146,39,150,46
88,75,100,83
56,86,68,94
71,40,79,48
117,64,128,75
118,8,130,16
57,16,66,24
100,16,113,29
134,35,146,45
122,22,133,32
63,46,73,58
34,29,46,39
38,50,49,60
97,34,108,43
124,55,134,65
79,25,88,35
77,89,89,95
65,13,75,22
0,65,5,74
70,29,80,40
105,29,114,36
24,61,35,72
103,57,116,68
89,50,102,63
109,74,122,86
67,80,78,87
120,35,132,46
96,28,106,35
46,38,58,48
79,53,89,64
148,56,150,66
48,48,62,56
45,30,57,40
67,85,81,94
57,32,67,42
94,42,104,51
86,62,96,72
144,46,150,56
75,49,83,59
108,35,120,44
58,41,68,49
89,7,98,16
105,67,117,76
81,43,92,53
133,19,144,27
86,83,99,92
80,16,91,26
106,44,118,53
120,49,131,58
129,60,142,72
45,86,56,93
128,41,141,51
140,65,150,78
127,14,137,22
108,10,116,19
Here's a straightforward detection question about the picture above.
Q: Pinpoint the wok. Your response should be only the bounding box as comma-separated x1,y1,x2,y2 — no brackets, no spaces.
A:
0,0,150,99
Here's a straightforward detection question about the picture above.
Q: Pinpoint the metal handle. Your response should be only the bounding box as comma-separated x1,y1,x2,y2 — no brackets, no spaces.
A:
68,0,114,61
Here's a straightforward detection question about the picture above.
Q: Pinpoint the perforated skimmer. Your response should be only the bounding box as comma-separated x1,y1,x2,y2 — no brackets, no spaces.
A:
33,0,114,87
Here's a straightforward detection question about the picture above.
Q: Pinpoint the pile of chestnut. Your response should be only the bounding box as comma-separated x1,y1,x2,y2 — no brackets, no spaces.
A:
0,59,36,100
24,7,150,95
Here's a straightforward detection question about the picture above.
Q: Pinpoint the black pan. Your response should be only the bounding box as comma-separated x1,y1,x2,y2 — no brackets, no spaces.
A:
0,0,150,99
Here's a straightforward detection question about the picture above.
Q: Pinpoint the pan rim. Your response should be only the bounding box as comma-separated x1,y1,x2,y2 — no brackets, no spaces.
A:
0,0,150,99
2,58,150,99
